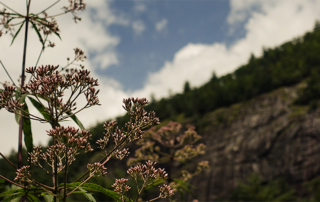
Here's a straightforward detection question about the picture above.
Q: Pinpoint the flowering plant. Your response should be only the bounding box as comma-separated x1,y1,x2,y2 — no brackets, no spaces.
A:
0,65,174,201
0,1,174,201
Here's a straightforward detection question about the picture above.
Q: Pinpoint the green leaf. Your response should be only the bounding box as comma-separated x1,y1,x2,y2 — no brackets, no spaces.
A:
2,192,24,202
30,20,44,46
34,18,61,41
41,193,54,202
66,110,85,130
0,186,24,197
79,187,96,202
173,179,196,189
10,20,25,46
27,96,60,128
14,88,24,124
27,194,41,202
172,179,195,197
67,183,132,202
5,17,20,25
13,89,34,153
22,100,33,153
0,12,20,16
177,187,184,201
53,31,61,41
145,178,166,190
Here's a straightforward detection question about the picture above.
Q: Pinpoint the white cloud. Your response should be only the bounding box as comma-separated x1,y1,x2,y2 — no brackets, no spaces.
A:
132,20,146,35
227,0,262,25
155,19,168,32
134,3,147,13
134,0,320,101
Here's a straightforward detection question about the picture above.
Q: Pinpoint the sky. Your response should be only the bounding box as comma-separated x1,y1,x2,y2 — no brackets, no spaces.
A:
0,0,320,155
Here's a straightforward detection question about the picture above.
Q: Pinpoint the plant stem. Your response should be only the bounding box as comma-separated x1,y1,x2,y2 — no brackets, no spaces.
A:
18,0,31,170
0,2,21,15
52,118,59,202
0,175,25,188
0,60,17,86
36,0,60,15
0,152,17,169
63,142,68,201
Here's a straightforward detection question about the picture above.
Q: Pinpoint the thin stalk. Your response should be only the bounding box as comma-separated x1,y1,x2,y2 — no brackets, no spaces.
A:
11,20,25,26
18,0,31,170
0,152,17,169
63,143,68,201
27,34,48,83
168,148,174,183
36,0,60,15
0,175,25,188
0,60,16,86
135,181,146,202
18,2,31,202
0,2,21,15
148,196,161,202
34,35,47,67
53,91,59,202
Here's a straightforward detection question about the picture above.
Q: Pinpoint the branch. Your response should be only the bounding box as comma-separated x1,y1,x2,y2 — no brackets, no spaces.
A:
36,0,60,15
0,175,25,188
0,60,16,87
0,152,17,169
0,2,22,15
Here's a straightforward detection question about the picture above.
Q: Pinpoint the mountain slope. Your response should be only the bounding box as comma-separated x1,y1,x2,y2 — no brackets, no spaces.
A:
189,82,320,200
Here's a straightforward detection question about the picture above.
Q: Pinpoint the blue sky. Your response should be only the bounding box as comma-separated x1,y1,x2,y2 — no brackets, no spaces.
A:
101,0,232,91
1,0,320,154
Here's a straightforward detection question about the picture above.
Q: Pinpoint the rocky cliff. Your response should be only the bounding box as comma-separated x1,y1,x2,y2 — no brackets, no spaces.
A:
190,83,320,200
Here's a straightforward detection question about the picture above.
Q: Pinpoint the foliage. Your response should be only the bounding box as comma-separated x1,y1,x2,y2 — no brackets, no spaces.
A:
127,121,209,201
228,174,296,202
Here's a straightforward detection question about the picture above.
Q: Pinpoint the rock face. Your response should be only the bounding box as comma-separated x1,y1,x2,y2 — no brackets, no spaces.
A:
190,83,320,201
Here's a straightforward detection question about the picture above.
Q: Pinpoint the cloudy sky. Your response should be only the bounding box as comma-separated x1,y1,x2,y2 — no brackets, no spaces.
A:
0,0,320,155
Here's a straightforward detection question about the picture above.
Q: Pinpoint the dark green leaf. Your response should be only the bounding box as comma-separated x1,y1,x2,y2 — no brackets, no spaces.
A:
67,182,132,202
27,96,60,128
22,100,33,153
5,17,20,25
41,193,54,202
53,31,61,40
177,187,184,201
79,187,96,202
10,20,25,46
173,179,196,188
66,110,85,130
34,18,61,41
30,20,44,46
0,188,24,197
2,192,24,202
14,88,23,124
145,178,166,190
0,12,20,16
172,179,194,196
27,194,41,202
